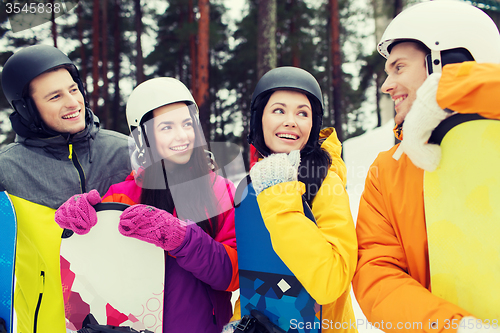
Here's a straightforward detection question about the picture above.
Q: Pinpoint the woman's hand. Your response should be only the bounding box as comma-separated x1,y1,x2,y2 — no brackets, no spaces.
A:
119,204,187,251
250,150,300,195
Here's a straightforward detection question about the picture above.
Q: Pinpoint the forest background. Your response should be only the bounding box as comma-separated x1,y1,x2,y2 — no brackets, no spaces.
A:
1,0,500,169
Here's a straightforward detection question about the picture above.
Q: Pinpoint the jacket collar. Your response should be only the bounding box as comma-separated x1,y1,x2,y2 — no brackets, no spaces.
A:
13,110,100,162
13,109,99,148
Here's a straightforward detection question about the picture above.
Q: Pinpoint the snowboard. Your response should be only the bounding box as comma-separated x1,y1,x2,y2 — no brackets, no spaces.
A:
0,188,16,333
424,114,500,320
60,202,165,332
234,175,322,332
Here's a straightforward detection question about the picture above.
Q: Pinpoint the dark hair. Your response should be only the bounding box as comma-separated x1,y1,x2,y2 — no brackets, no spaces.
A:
25,64,78,98
139,104,220,238
388,40,430,56
251,89,332,206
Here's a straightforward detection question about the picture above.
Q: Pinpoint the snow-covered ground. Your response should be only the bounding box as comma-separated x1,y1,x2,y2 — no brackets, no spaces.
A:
344,120,396,223
344,120,396,333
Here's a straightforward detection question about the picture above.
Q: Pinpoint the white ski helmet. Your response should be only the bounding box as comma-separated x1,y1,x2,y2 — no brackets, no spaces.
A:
378,0,500,73
126,77,198,148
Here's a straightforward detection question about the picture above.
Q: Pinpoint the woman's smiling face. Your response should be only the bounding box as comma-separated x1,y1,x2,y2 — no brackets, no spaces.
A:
152,102,195,164
261,90,313,154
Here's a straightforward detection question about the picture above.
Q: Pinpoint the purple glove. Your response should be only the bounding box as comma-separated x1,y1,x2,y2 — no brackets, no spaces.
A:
55,189,102,235
119,204,187,251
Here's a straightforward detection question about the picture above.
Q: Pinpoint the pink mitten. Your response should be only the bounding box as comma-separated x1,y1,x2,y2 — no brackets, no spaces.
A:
119,204,187,251
55,189,102,235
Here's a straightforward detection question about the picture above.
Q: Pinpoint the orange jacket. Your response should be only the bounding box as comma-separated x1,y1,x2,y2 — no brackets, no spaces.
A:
437,61,500,120
353,147,470,332
353,61,500,333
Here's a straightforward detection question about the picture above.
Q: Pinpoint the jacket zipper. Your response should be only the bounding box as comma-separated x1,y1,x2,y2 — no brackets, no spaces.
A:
33,271,45,333
68,143,86,193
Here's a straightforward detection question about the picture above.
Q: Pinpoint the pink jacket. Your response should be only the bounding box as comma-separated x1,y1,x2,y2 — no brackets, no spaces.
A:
103,172,239,333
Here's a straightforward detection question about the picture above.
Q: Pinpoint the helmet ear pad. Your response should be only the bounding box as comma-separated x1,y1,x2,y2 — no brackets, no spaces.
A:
12,97,43,131
12,99,30,122
426,48,474,75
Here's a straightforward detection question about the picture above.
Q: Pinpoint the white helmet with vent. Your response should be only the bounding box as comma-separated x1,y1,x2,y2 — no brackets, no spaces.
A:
126,77,198,151
378,0,500,73
126,77,198,132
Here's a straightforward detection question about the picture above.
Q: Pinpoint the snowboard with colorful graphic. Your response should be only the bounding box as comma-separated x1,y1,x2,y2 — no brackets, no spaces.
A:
0,188,16,333
424,114,500,321
60,202,165,332
234,176,322,332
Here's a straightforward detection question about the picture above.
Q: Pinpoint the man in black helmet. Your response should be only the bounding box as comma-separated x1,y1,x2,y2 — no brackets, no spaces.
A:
0,44,130,332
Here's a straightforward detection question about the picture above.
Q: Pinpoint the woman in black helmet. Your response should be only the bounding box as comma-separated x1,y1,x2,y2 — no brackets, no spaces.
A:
242,67,357,332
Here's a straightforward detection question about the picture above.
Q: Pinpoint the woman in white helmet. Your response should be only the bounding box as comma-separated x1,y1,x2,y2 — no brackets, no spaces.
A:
55,77,238,333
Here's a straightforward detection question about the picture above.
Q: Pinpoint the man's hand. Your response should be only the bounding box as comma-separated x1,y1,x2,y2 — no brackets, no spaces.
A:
55,190,101,235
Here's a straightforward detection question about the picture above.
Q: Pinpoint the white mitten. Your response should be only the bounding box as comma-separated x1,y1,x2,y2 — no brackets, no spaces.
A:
221,321,240,333
250,150,301,195
457,317,500,333
400,73,452,171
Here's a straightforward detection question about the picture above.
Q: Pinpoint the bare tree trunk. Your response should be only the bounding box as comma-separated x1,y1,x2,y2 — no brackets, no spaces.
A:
394,0,404,17
178,6,185,80
134,0,144,85
189,0,197,97
372,0,406,130
257,0,277,78
51,0,57,47
101,0,110,128
330,0,343,142
289,0,300,67
196,0,210,141
247,0,277,168
77,4,87,87
92,0,101,115
112,0,122,132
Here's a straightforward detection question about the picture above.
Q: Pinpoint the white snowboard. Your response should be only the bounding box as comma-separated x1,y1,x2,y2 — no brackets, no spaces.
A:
60,202,165,332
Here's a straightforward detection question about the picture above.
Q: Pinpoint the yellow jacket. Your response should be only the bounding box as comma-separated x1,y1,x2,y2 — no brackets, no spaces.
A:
0,123,130,333
257,128,358,332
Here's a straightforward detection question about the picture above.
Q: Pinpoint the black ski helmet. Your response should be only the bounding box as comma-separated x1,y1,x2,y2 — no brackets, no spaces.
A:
248,66,324,156
1,44,87,131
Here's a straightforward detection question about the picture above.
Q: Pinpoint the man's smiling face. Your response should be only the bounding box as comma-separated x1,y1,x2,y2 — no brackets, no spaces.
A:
381,42,428,126
30,68,86,134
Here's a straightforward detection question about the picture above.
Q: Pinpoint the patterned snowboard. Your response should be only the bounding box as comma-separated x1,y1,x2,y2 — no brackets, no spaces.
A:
60,202,165,332
425,115,500,320
0,189,16,333
235,176,322,332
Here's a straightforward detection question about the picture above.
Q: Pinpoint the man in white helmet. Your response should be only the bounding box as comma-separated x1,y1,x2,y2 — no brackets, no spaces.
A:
353,1,500,332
